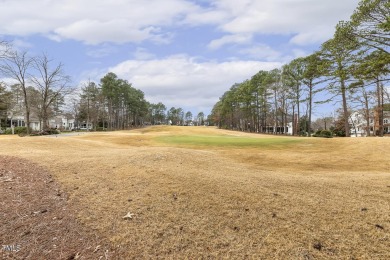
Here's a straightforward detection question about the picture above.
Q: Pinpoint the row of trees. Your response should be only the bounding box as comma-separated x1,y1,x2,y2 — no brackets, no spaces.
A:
75,73,149,130
165,107,205,126
0,43,206,132
210,0,389,137
74,73,207,130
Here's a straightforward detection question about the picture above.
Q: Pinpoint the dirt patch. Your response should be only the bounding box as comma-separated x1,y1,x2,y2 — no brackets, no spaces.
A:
0,155,116,260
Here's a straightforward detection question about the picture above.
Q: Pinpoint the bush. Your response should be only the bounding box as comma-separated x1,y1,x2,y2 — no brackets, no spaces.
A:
29,128,60,136
320,130,333,138
47,128,60,135
314,130,322,136
333,130,346,137
5,126,31,136
37,128,60,135
313,129,333,138
96,127,106,131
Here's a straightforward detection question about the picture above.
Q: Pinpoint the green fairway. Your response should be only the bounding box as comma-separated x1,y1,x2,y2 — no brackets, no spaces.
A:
155,135,301,148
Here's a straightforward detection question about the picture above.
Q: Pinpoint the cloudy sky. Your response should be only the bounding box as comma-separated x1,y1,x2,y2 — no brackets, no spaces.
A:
0,0,360,116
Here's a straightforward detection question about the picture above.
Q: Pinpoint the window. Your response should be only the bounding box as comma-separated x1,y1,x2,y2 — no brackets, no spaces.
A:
384,119,389,124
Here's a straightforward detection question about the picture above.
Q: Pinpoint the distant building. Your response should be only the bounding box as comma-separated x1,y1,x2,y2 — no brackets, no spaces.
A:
348,107,390,137
4,112,89,132
349,111,370,137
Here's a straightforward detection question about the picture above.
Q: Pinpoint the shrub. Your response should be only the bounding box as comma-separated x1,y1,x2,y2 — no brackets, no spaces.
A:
5,126,31,136
37,128,60,135
299,131,308,136
333,130,346,137
47,128,60,135
313,129,333,138
29,128,60,136
320,130,333,138
314,130,322,136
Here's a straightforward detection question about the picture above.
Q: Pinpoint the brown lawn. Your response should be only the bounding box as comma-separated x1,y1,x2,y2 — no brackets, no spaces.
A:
0,126,389,259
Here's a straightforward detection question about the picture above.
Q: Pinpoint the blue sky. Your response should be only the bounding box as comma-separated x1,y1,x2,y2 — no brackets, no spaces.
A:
0,0,360,117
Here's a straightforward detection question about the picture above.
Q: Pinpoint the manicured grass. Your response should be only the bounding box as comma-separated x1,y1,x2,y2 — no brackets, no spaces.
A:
156,135,301,148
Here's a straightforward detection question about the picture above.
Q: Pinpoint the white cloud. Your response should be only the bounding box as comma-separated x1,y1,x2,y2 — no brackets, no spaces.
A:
208,0,358,46
216,0,357,33
108,55,282,112
208,34,252,50
238,44,282,61
0,0,358,46
0,0,197,44
55,20,163,45
289,27,335,46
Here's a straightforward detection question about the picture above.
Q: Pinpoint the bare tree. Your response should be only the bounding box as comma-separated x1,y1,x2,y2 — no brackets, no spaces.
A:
0,50,33,134
0,41,11,58
31,54,72,130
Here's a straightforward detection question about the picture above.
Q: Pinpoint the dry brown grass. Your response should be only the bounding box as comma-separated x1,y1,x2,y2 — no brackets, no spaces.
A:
1,126,389,259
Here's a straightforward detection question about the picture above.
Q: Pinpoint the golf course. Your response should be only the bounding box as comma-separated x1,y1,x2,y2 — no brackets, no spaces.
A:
1,126,389,259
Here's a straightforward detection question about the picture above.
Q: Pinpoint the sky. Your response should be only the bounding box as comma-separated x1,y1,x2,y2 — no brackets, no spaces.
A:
0,0,360,117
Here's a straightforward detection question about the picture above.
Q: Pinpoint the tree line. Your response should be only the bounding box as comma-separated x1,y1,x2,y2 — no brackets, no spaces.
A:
74,73,206,130
209,0,389,137
0,42,206,133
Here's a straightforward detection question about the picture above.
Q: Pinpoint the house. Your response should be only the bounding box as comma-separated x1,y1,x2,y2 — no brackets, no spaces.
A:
382,111,390,135
348,107,390,137
47,115,76,131
77,122,93,130
374,109,390,135
4,112,78,132
349,111,370,137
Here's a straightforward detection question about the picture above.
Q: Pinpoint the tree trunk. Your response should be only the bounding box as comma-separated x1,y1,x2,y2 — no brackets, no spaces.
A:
274,89,277,135
308,81,313,137
255,92,259,132
42,106,49,130
363,90,370,136
376,79,383,137
285,106,288,134
341,79,350,137
292,105,295,135
23,92,30,135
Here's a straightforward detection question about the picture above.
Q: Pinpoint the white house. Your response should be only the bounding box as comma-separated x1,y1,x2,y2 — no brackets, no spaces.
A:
4,112,78,132
349,111,370,137
348,109,390,137
47,115,76,130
